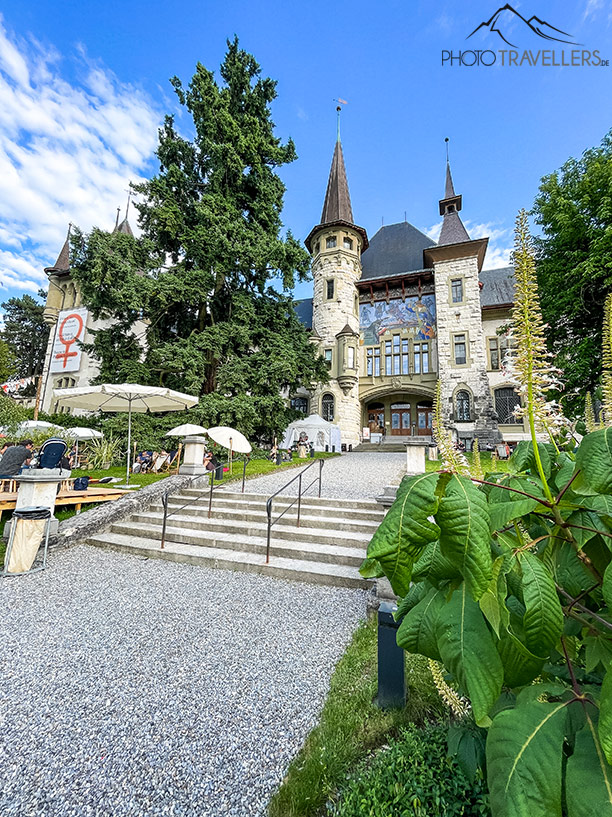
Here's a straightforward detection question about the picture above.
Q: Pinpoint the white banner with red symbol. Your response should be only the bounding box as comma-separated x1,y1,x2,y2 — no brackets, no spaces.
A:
50,308,88,373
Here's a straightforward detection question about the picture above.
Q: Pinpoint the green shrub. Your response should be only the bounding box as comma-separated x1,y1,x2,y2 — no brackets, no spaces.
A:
327,723,490,817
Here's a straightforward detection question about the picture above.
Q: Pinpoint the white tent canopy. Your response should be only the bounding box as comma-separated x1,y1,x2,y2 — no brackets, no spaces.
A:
281,413,342,452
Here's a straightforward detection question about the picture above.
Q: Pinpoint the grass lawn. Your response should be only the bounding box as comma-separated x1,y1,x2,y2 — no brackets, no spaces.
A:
267,615,447,817
71,452,338,489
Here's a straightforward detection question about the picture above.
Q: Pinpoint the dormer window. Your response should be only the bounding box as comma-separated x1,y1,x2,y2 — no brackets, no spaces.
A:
447,204,455,213
343,237,353,250
326,236,337,249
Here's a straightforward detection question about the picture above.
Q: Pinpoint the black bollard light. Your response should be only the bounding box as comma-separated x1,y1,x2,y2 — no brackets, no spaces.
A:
309,445,315,458
276,451,283,466
376,601,406,709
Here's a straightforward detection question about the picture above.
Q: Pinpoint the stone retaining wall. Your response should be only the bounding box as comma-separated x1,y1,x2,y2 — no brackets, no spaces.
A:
49,473,209,551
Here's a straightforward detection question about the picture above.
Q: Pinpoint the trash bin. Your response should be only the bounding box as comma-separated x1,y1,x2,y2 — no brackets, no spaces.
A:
215,463,224,481
2,506,52,577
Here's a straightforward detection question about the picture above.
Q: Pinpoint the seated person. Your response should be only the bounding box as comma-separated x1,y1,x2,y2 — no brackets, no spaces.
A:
0,441,14,456
0,439,34,478
203,451,219,472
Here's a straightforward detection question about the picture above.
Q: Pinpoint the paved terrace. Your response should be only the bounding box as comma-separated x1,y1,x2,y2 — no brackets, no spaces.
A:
240,450,406,500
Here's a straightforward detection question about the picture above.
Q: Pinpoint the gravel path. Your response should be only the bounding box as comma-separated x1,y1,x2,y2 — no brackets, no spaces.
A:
0,547,367,817
241,451,405,500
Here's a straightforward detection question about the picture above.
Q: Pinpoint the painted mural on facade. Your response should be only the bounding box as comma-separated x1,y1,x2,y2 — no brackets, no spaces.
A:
359,295,436,345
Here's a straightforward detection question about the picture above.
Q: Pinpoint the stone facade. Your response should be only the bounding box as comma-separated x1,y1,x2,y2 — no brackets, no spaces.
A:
309,224,364,447
431,252,500,446
298,140,526,449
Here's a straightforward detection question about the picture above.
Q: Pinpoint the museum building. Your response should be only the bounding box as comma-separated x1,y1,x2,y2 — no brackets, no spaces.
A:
294,136,525,449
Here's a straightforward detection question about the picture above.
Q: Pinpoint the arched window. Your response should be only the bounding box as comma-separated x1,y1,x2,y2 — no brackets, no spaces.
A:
495,387,521,424
291,396,308,415
321,393,335,422
456,390,471,422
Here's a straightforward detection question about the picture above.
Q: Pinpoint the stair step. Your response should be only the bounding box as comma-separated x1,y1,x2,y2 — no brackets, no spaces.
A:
129,512,372,548
87,532,371,589
148,503,382,534
161,494,385,522
109,521,366,566
175,489,384,512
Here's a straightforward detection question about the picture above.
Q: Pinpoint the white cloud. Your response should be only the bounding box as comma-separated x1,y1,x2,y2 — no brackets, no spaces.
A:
0,15,160,298
423,219,512,269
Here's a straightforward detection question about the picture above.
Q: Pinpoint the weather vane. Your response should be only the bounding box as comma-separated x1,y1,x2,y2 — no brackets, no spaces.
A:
333,98,347,140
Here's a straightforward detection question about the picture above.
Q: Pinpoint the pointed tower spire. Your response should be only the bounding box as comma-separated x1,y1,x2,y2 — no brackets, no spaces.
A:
438,139,470,245
45,223,71,274
115,191,134,236
320,137,354,225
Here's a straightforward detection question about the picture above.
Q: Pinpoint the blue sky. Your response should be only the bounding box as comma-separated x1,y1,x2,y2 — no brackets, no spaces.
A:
0,0,610,304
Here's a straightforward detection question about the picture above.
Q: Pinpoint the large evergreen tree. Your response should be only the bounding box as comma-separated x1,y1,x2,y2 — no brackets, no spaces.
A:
0,291,49,379
71,39,327,439
532,130,612,415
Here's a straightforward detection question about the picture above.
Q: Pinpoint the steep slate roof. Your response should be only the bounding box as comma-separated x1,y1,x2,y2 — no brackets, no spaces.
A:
321,139,354,224
45,230,70,274
361,222,436,280
438,160,470,246
116,218,134,237
438,210,470,245
480,266,515,307
294,298,313,329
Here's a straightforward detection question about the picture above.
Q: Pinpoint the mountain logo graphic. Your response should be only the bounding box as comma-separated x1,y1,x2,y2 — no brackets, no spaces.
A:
467,4,580,48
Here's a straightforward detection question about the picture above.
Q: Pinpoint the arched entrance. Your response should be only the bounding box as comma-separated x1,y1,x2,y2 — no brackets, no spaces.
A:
362,390,435,438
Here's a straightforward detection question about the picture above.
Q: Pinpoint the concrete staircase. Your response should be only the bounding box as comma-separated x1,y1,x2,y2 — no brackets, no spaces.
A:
354,435,431,453
87,488,385,588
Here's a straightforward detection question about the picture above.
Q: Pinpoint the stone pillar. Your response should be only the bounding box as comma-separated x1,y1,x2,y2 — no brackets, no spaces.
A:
4,470,66,539
406,440,427,475
179,435,207,475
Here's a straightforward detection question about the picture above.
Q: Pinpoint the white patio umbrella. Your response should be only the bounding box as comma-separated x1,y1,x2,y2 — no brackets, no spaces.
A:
53,384,199,484
63,426,103,464
165,423,208,437
207,426,252,473
17,420,65,434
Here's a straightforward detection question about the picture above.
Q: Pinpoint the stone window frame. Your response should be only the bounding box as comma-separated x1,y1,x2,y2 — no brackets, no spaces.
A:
448,275,466,305
487,336,500,371
326,278,335,300
321,392,335,422
325,235,337,249
323,348,333,370
413,339,431,374
451,331,470,368
347,345,356,370
494,386,522,425
343,236,353,250
454,387,473,422
365,346,381,377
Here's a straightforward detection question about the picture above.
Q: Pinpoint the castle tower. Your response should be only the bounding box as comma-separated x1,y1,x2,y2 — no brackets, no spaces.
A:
305,133,368,447
424,155,500,446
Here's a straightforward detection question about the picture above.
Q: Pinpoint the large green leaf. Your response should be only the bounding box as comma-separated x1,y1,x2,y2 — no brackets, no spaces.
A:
436,474,492,601
488,480,540,531
487,698,568,817
362,472,440,596
567,712,612,816
553,451,577,493
479,557,509,638
582,494,612,524
519,552,564,657
574,428,612,496
543,539,593,598
497,629,545,688
412,539,461,583
394,582,428,622
436,582,503,726
511,440,552,479
396,586,444,661
565,510,612,548
600,667,612,765
605,563,612,611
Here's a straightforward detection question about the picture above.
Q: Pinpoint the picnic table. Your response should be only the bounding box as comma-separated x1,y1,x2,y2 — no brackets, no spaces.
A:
0,479,129,524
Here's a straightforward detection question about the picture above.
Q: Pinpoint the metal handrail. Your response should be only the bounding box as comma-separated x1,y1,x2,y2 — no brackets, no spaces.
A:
265,458,324,564
160,455,249,549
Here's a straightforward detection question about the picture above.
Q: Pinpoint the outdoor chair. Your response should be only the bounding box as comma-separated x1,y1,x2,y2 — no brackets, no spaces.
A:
37,438,69,472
